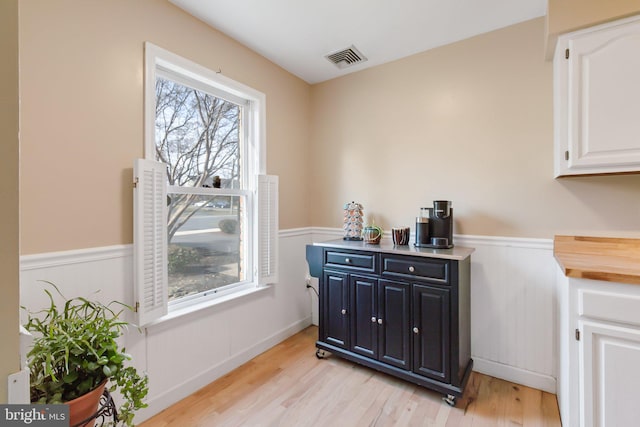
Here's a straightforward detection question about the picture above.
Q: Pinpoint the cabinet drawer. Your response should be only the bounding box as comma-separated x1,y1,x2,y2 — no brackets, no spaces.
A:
382,255,449,284
325,250,378,274
579,288,640,328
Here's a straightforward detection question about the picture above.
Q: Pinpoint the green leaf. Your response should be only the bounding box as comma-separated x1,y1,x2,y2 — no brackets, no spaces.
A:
62,371,78,384
77,378,93,395
51,392,63,404
102,365,112,377
109,354,124,364
70,347,84,356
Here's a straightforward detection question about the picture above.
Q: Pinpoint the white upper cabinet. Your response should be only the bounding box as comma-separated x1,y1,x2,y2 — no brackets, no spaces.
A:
554,15,640,177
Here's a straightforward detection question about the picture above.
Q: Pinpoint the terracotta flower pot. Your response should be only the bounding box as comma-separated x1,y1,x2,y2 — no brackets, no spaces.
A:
67,379,107,427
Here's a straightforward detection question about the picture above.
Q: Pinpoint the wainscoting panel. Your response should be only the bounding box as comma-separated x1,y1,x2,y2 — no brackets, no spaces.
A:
20,228,557,422
20,230,313,423
457,235,557,393
310,229,557,393
20,245,134,324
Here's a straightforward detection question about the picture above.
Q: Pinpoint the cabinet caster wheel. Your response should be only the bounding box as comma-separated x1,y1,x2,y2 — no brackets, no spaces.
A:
443,395,456,407
316,349,327,359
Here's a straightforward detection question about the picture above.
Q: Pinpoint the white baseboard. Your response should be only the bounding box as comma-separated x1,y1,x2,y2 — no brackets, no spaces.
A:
473,357,556,394
137,316,313,423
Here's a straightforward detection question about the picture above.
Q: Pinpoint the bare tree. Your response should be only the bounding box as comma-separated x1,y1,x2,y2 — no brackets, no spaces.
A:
155,78,240,240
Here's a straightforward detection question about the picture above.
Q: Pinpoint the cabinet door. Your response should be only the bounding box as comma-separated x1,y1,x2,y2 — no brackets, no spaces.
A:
378,280,411,370
412,284,450,382
579,320,640,427
350,275,378,359
555,16,640,176
322,270,349,349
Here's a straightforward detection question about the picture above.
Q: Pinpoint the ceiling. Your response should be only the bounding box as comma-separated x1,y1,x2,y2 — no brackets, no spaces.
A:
169,0,547,84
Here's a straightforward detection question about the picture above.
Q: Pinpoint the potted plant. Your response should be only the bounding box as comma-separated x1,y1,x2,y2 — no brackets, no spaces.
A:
23,282,149,426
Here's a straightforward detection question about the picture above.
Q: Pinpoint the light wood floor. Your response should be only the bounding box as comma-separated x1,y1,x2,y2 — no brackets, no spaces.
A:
140,326,561,427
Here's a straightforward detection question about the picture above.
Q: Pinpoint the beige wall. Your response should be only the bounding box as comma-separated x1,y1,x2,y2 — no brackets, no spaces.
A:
310,17,640,239
546,0,640,57
0,0,20,403
20,0,311,255
18,2,640,248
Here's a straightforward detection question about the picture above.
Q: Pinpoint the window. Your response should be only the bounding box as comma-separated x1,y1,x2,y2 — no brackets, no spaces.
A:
134,43,278,326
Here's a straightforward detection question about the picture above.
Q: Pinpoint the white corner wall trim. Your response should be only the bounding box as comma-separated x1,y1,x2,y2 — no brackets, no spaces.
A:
279,227,314,238
454,234,553,250
473,357,556,394
20,244,133,270
20,228,312,269
310,227,554,250
310,226,343,240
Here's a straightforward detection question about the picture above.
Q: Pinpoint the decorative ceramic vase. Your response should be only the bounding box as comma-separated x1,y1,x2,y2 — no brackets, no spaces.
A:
363,223,383,244
392,227,410,245
343,201,364,241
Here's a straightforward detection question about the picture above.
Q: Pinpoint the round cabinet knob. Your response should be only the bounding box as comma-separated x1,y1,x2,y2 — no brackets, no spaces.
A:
377,318,383,325
413,327,419,334
371,317,377,323
345,258,351,264
341,309,347,315
408,266,415,273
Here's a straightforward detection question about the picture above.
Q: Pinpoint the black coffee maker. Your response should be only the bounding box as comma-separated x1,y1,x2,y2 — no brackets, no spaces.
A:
415,200,454,249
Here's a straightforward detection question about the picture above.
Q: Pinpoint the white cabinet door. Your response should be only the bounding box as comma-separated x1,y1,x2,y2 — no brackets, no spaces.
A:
579,320,640,427
554,15,640,177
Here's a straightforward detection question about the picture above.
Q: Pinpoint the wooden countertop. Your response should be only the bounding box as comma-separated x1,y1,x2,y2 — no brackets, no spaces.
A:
554,235,640,285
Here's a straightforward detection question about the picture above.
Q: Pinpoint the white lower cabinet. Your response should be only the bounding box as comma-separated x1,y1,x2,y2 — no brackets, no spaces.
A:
558,272,640,426
579,320,640,427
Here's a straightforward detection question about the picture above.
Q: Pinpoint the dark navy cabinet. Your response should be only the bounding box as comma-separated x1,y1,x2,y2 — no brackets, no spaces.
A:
322,270,350,349
307,240,473,405
350,276,411,370
350,275,378,359
412,283,450,382
377,279,411,370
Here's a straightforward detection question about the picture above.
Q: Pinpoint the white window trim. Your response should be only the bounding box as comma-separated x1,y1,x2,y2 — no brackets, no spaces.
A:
144,42,266,175
134,42,276,327
146,286,271,329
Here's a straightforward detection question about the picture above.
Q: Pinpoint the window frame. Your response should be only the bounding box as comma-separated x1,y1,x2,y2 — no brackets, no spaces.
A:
142,42,269,316
144,42,266,186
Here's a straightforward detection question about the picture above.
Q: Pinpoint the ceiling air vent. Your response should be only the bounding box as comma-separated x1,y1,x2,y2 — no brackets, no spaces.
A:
325,45,368,69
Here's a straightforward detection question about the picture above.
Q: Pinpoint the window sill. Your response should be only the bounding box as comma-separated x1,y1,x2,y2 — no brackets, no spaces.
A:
145,285,271,329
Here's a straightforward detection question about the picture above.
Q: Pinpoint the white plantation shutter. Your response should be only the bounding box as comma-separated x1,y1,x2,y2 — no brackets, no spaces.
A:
257,175,278,285
134,158,168,326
